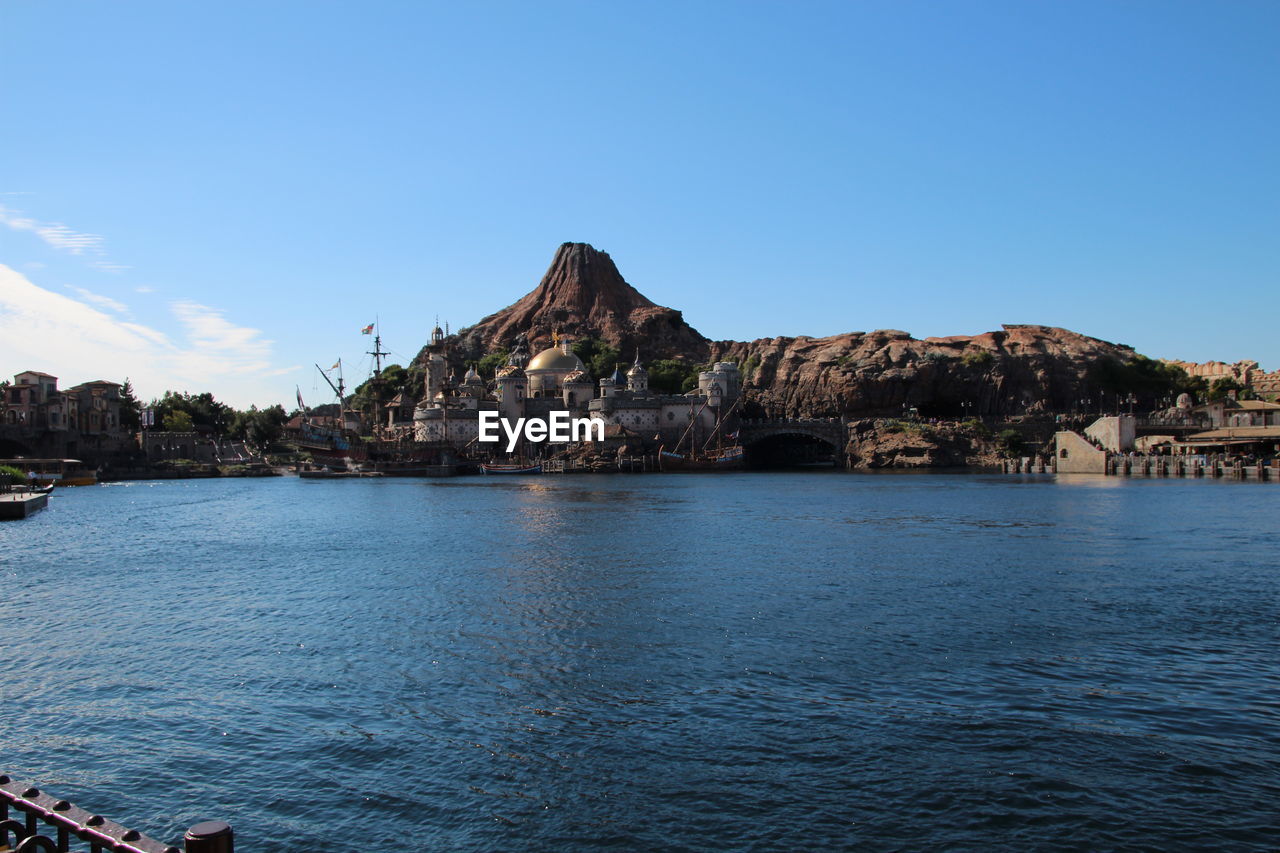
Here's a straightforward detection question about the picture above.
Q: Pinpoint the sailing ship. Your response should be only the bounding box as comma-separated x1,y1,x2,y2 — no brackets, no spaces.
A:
298,324,463,475
658,395,745,472
295,360,368,464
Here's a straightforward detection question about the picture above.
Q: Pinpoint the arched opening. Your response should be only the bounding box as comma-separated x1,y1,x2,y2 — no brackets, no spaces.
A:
744,432,840,470
0,438,34,457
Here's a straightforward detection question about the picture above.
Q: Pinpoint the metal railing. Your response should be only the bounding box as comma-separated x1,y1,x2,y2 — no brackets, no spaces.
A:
0,776,232,853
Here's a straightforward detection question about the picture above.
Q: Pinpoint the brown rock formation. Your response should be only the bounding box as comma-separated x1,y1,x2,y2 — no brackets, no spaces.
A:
711,325,1135,418
452,242,710,362
845,419,1002,469
430,241,1139,419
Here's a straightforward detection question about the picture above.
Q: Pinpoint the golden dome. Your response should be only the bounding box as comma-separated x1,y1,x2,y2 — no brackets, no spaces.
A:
526,346,586,373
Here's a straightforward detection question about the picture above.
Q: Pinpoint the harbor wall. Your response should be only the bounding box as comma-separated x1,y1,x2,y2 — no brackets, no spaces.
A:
1054,431,1107,474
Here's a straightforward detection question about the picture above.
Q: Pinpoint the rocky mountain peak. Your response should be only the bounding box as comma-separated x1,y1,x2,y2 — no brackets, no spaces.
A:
532,242,658,316
454,242,709,361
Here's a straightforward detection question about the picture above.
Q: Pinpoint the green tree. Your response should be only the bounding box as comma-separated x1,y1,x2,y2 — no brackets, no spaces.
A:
230,404,289,446
163,410,194,432
1089,355,1208,404
351,364,408,412
572,338,622,381
647,359,700,395
402,362,427,401
996,428,1024,456
119,378,142,430
150,390,233,435
477,349,510,379
1207,377,1252,401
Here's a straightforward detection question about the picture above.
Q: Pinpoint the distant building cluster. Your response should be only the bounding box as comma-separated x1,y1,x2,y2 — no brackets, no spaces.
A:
400,325,741,452
1162,359,1280,397
3,371,125,436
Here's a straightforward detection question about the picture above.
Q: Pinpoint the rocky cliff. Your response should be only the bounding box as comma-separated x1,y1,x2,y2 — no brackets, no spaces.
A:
452,242,710,362
710,325,1135,418
437,242,1138,418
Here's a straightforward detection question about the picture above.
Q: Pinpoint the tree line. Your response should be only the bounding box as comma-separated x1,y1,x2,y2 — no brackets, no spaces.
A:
125,381,293,447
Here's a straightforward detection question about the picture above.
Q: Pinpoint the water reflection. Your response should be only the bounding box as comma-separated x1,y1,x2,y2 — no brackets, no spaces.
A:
1,475,1277,850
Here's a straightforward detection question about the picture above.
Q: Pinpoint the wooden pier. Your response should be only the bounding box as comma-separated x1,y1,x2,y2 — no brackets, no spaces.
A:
0,491,49,520
1002,456,1280,480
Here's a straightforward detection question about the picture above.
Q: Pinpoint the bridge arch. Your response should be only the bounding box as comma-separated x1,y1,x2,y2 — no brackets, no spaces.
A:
0,437,35,458
739,422,845,469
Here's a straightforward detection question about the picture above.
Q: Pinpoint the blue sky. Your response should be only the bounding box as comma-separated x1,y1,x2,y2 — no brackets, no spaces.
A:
2,0,1277,407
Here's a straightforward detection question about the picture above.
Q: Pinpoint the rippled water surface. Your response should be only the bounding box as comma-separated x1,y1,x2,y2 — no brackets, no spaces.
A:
3,473,1279,850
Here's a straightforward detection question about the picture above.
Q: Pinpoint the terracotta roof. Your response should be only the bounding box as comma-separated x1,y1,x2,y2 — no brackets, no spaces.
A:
1185,426,1280,441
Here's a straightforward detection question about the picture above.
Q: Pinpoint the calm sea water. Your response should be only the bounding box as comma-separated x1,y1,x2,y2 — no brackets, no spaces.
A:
2,473,1278,851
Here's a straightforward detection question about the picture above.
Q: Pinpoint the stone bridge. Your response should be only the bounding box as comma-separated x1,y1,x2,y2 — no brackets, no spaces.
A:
738,418,847,449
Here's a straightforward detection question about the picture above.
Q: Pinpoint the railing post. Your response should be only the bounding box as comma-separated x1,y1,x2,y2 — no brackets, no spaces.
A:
185,820,234,853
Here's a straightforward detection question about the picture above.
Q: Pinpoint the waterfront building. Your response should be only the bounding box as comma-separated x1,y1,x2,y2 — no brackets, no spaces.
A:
3,372,123,436
587,358,740,446
411,334,741,454
1192,398,1280,429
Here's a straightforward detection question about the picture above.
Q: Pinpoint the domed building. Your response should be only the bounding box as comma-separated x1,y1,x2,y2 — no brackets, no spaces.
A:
408,323,742,458
525,336,588,397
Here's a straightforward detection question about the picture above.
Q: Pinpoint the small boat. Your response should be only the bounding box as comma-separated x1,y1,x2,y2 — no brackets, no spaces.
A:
481,462,543,475
0,459,96,486
658,445,744,472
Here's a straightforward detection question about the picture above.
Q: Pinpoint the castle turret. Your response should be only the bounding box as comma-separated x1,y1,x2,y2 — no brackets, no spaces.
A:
627,351,648,394
496,357,527,421
563,369,593,409
602,365,626,399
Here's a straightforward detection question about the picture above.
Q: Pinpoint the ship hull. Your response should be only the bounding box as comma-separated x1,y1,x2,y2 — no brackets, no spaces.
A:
481,463,543,475
658,446,745,472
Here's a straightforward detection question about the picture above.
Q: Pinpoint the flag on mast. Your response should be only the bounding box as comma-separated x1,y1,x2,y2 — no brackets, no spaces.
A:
361,323,374,335
330,360,340,370
296,386,306,413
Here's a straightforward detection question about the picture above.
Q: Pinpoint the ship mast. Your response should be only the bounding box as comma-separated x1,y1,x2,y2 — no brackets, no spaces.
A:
316,360,345,405
366,321,390,434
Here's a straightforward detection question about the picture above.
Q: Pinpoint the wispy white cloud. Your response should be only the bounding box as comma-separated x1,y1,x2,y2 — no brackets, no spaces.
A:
118,322,172,347
0,205,131,274
0,206,104,255
90,260,131,273
170,300,277,376
134,285,155,293
67,285,129,315
0,265,296,407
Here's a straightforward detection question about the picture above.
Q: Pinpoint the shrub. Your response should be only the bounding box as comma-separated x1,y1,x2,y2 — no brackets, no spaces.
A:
648,359,700,395
961,350,994,369
996,429,1024,455
0,464,28,486
477,349,509,379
